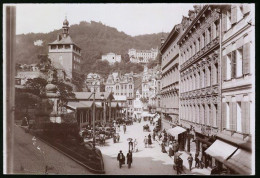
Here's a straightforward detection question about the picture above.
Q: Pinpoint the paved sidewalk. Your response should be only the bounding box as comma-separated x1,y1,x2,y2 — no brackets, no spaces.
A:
155,138,211,175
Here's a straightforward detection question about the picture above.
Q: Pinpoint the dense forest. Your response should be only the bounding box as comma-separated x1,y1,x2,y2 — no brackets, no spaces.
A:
16,21,168,77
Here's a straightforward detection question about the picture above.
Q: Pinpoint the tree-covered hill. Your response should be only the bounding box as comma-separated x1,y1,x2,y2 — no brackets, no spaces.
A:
15,20,169,77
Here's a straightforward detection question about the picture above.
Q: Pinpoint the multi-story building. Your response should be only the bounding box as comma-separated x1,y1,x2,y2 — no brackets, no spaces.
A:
160,23,183,130
105,72,135,117
178,5,222,168
101,53,121,64
48,17,82,81
84,73,104,92
128,48,159,63
175,4,254,174
218,4,254,175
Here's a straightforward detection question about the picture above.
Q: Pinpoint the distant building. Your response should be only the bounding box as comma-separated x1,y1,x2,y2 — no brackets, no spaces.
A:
105,72,134,99
15,70,45,86
48,17,82,81
128,48,159,63
101,53,121,64
84,73,104,92
133,89,143,119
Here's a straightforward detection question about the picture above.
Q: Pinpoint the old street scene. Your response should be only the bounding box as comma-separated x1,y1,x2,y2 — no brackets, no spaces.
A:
5,3,255,175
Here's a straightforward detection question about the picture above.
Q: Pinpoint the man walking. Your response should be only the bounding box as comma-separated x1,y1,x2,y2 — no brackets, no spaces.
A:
126,150,133,168
117,150,125,168
187,153,193,171
195,153,200,168
123,124,126,134
129,139,133,152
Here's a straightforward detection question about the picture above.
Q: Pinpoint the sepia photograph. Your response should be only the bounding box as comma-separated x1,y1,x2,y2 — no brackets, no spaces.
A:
3,3,255,175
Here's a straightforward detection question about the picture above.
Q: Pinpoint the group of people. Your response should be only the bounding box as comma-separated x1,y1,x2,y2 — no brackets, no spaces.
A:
128,139,138,152
143,134,152,148
117,150,133,169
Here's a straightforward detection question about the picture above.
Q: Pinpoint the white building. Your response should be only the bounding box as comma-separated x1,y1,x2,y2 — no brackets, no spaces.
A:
128,48,159,63
101,53,121,64
133,89,143,119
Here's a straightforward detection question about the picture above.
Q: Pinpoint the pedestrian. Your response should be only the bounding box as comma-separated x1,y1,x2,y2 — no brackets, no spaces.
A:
117,150,125,168
129,139,133,152
176,156,182,175
134,139,138,152
158,133,162,141
187,153,193,171
195,154,200,168
118,124,120,132
144,136,148,148
123,124,126,134
148,134,152,146
173,141,179,153
126,150,133,168
152,131,156,141
113,134,117,143
168,143,174,157
161,143,167,153
117,134,120,142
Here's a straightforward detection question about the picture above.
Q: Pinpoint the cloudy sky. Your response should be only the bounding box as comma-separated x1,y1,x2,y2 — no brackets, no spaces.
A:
13,3,194,36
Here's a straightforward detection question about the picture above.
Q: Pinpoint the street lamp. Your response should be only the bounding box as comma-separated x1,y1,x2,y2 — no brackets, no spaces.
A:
100,93,105,126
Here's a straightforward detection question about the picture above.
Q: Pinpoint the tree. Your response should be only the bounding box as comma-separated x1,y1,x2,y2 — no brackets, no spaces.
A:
25,77,48,96
56,81,75,102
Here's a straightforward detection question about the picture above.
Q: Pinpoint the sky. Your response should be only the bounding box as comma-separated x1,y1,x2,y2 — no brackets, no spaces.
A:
13,3,195,36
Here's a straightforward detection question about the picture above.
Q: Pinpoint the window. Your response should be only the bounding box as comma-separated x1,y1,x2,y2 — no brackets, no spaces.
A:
226,103,230,129
203,32,206,47
202,69,205,88
207,67,211,86
208,27,211,44
121,85,123,89
58,45,63,49
197,38,200,51
236,48,243,77
226,53,232,80
65,45,70,49
231,51,237,78
125,85,127,89
237,102,242,132
51,45,56,49
226,9,232,30
215,20,220,37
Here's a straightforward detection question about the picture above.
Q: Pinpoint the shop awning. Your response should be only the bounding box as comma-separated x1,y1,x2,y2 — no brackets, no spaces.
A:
67,101,93,110
167,126,186,138
205,139,238,162
224,149,252,175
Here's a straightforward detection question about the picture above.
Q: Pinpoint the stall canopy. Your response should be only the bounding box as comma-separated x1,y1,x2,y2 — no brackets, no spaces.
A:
205,139,238,162
224,149,252,175
167,126,186,138
141,112,154,117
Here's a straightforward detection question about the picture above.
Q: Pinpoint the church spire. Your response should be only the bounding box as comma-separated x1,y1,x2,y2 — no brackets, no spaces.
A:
62,16,69,37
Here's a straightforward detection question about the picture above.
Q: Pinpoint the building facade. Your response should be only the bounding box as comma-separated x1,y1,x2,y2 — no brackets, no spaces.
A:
160,23,183,129
178,5,222,166
128,48,158,63
48,18,82,81
217,4,254,175
101,53,121,64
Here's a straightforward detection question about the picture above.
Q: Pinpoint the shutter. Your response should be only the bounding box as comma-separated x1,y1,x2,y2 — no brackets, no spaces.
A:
221,103,227,129
222,11,227,32
242,4,251,15
241,102,246,133
245,102,250,134
231,51,237,78
243,42,251,74
232,102,237,131
222,55,227,81
231,5,237,24
229,102,233,130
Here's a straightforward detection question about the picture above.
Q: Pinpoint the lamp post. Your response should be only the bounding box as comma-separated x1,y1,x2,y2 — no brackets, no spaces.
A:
100,93,105,126
92,87,96,149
